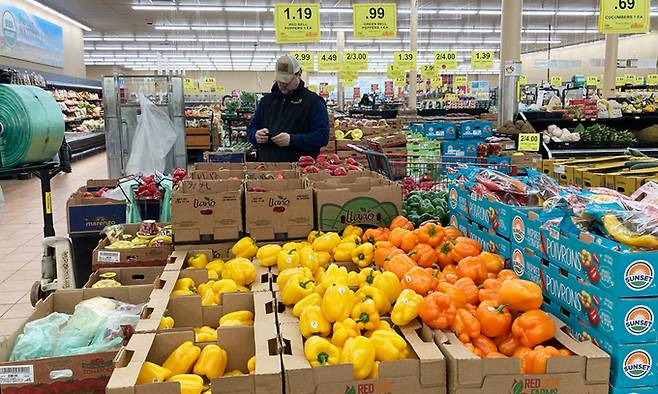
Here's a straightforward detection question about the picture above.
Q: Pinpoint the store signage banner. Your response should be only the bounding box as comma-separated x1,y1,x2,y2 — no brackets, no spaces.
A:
0,3,64,68
352,3,396,39
291,51,314,71
274,3,320,43
598,0,650,34
434,51,457,70
318,52,339,71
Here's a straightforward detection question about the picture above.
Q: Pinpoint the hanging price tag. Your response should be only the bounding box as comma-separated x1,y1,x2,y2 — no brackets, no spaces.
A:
615,76,626,86
518,75,527,85
318,52,339,71
454,75,468,87
217,86,225,94
518,133,541,152
598,0,650,34
343,79,355,87
420,64,436,79
434,51,457,70
550,76,563,87
624,74,636,84
344,51,368,71
353,3,397,39
393,51,416,71
394,75,406,86
648,74,658,85
274,3,320,43
199,77,216,92
586,76,599,86
471,50,494,69
183,78,196,91
387,63,403,79
291,52,314,71
341,69,358,85
430,77,443,89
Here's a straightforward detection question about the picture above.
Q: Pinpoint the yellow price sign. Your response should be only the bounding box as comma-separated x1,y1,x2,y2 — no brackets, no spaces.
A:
430,77,443,89
598,0,650,34
586,76,599,86
624,74,636,84
648,74,658,85
434,51,457,70
274,3,320,44
199,77,216,92
217,86,225,94
183,78,196,91
550,76,563,87
518,75,527,85
341,69,358,84
518,133,541,152
308,84,317,93
344,51,368,71
386,63,403,79
343,79,355,87
471,50,494,69
291,51,314,71
393,51,416,71
635,76,645,85
454,75,468,87
394,76,406,87
318,52,340,71
353,3,397,39
420,64,436,79
615,76,626,86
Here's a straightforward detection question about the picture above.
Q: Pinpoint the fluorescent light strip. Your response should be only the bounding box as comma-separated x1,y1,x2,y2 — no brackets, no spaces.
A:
136,37,167,41
104,37,134,41
523,10,555,16
556,11,595,16
399,9,438,14
167,37,197,42
84,37,103,41
479,10,502,15
438,10,478,15
191,26,226,31
320,8,352,13
224,7,269,12
131,5,177,11
154,25,190,30
123,46,150,50
178,5,224,11
227,26,262,31
199,38,226,42
24,0,91,31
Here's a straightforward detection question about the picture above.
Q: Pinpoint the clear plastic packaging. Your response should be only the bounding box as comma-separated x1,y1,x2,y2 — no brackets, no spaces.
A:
9,313,70,361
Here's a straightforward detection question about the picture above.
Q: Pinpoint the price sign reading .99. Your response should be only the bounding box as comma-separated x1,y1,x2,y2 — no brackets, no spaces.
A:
274,3,320,43
353,3,397,38
471,50,494,69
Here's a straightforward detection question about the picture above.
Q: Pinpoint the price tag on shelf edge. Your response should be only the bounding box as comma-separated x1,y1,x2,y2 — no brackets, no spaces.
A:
550,76,563,87
471,50,494,69
420,64,436,79
274,3,320,44
430,77,443,89
353,3,397,39
648,74,658,85
518,75,527,85
393,51,416,71
598,0,650,34
434,51,458,70
343,51,369,71
518,133,541,152
624,74,636,84
291,51,314,71
318,52,340,71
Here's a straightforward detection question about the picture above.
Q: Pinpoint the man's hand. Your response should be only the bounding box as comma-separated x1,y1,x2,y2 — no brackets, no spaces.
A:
271,133,291,147
255,128,269,144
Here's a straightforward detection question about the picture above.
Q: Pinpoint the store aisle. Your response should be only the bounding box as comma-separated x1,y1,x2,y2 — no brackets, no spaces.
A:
0,153,107,335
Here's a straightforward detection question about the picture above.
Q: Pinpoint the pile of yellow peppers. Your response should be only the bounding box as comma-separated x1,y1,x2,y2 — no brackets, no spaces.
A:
136,341,256,394
157,310,254,342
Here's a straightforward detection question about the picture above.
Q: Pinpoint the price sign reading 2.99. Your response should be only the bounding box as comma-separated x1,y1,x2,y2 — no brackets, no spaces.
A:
291,52,314,71
353,3,397,38
274,3,320,43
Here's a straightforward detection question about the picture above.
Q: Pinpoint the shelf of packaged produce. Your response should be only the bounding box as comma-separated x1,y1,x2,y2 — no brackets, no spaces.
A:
520,112,658,131
65,115,103,123
349,108,491,119
65,132,106,158
547,146,658,159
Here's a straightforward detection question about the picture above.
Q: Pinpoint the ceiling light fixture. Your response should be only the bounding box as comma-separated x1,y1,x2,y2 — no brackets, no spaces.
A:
479,10,502,15
135,37,167,41
227,26,262,31
178,5,224,11
556,11,595,16
131,4,177,11
154,25,190,30
320,8,352,13
83,37,103,41
438,10,478,15
191,26,226,31
224,6,269,12
523,10,556,16
24,0,91,31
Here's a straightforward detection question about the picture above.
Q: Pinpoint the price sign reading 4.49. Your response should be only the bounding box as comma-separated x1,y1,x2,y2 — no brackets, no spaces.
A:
518,133,541,152
353,3,397,39
274,3,320,44
598,0,650,34
434,51,457,70
393,51,416,71
344,51,368,71
291,52,314,71
471,50,494,69
318,52,339,71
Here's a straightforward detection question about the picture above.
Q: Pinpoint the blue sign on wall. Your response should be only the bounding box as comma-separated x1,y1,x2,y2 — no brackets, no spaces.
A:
0,3,64,68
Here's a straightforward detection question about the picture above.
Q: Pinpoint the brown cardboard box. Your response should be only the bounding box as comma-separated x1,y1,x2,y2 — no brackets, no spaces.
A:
244,179,313,241
171,179,243,243
245,162,294,171
106,323,282,393
367,131,407,148
335,139,362,151
280,320,446,394
432,316,610,393
67,181,128,234
91,223,174,271
337,150,368,167
174,242,237,260
501,151,543,170
245,170,300,180
193,162,245,171
555,156,630,186
190,169,244,180
84,266,164,288
0,286,153,393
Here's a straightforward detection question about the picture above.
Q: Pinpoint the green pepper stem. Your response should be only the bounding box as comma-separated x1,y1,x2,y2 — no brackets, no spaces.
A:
317,352,329,365
358,312,370,323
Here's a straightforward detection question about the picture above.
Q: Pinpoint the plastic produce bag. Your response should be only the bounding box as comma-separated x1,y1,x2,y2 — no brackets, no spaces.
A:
125,94,177,175
10,313,70,361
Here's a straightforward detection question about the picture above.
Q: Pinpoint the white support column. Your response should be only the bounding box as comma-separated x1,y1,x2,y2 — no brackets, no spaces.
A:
602,34,619,98
498,0,523,128
408,0,418,111
336,31,345,109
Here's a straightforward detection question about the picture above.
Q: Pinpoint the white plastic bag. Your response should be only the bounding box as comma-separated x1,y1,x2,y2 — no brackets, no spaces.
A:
125,94,177,175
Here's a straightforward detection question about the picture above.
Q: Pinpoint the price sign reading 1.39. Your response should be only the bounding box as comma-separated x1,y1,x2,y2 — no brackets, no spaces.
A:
291,52,314,71
318,52,339,71
434,51,457,70
393,51,416,71
471,50,494,69
598,0,650,34
353,3,397,39
274,4,320,44
344,51,368,71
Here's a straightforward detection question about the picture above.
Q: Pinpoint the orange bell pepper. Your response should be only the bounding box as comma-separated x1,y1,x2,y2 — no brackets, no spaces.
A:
464,342,484,357
456,256,488,285
498,279,543,312
521,345,562,374
486,352,508,358
436,240,455,268
409,243,438,268
401,266,437,295
495,333,522,356
476,300,512,338
417,223,445,247
478,278,502,303
513,345,532,358
454,277,479,305
436,282,467,308
400,231,419,253
441,264,459,283
384,253,416,280
472,335,498,356
479,251,504,274
497,269,519,282
452,308,481,343
375,246,399,268
443,226,463,240
463,302,477,316
390,215,414,231
512,310,556,348
389,227,409,248
362,228,390,244
448,237,482,263
418,291,457,329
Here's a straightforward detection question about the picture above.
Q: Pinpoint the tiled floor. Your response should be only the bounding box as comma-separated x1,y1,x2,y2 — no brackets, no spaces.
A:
0,153,107,335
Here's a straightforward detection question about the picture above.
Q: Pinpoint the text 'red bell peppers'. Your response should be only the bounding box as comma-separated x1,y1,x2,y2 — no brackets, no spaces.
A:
355,285,391,315
300,305,331,338
452,308,481,343
256,244,281,267
511,309,556,348
231,237,258,259
331,318,360,347
162,341,201,375
391,289,423,326
340,336,376,380
304,336,341,367
419,291,457,329
321,284,355,322
137,361,172,385
292,293,322,317
369,329,409,361
193,344,227,379
352,242,375,268
498,279,543,312
351,298,381,330
222,257,257,286
476,300,512,338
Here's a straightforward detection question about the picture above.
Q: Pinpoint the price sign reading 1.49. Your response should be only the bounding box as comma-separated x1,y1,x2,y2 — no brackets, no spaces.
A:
318,52,339,71
393,51,416,71
471,50,494,69
434,51,457,70
598,0,650,34
291,52,314,71
274,3,320,44
353,3,397,39
344,51,368,71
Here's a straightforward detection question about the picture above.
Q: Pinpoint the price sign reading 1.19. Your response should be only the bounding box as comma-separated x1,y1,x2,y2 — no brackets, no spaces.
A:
291,52,314,71
598,0,650,34
353,3,397,39
274,3,320,44
318,52,339,71
518,133,541,152
434,51,457,70
393,51,416,71
471,50,494,69
344,51,368,71
586,76,599,86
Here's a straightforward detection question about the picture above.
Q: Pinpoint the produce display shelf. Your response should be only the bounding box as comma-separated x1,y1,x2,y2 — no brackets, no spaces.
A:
547,146,658,158
65,132,106,159
521,111,658,131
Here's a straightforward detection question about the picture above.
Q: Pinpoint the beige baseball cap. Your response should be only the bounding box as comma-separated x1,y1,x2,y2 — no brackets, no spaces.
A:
275,54,301,83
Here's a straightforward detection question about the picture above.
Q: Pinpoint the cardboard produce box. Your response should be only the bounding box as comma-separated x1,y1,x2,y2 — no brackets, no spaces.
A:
501,151,542,170
553,156,630,186
244,179,313,241
92,223,174,271
193,162,245,171
171,179,243,243
366,131,407,148
245,169,300,180
0,285,153,393
279,320,446,394
67,180,127,234
432,316,610,393
190,169,244,180
245,162,294,171
85,266,164,288
174,241,237,260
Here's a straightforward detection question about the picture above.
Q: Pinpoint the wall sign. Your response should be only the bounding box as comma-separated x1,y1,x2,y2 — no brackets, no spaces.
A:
274,3,320,43
352,3,397,39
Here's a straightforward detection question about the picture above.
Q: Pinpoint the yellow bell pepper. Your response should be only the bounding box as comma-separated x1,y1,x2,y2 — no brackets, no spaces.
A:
224,370,243,376
307,230,324,244
211,279,239,303
194,326,217,342
331,318,360,347
174,277,197,293
186,253,208,269
222,257,257,286
312,232,341,253
342,225,364,239
281,275,316,305
200,288,216,306
193,344,227,379
391,289,424,326
171,289,195,297
162,341,201,375
207,270,219,280
316,251,331,267
339,336,376,380
364,321,395,338
304,336,341,367
298,241,312,248
372,271,401,303
136,361,171,384
358,267,381,287
315,265,348,296
292,293,322,317
206,259,225,276
332,242,357,262
299,247,320,273
158,316,174,330
369,329,409,361
369,361,380,379
248,355,256,374
314,266,326,284
282,241,299,252
167,374,204,394
347,271,360,287
276,267,313,291
341,234,362,245
355,286,391,315
351,299,380,330
352,242,374,268
321,284,355,323
231,236,258,258
256,244,281,267
277,249,300,271
300,305,331,338
219,310,254,326
236,285,250,292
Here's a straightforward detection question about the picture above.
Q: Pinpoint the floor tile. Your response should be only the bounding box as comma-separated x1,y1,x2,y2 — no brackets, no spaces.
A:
7,270,42,281
0,262,25,272
0,304,13,316
0,280,36,293
0,318,27,337
0,291,28,304
2,303,34,319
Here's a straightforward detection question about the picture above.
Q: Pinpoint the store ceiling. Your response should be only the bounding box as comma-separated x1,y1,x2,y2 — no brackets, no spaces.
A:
41,0,658,72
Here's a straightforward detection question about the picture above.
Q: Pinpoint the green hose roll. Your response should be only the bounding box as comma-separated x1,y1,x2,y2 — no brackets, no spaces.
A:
0,84,65,168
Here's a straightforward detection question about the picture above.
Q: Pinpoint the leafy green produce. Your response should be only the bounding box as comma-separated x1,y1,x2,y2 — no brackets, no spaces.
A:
574,123,636,144
402,190,449,227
